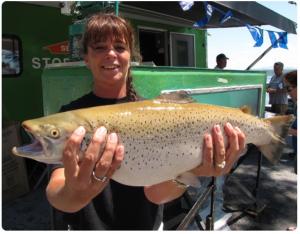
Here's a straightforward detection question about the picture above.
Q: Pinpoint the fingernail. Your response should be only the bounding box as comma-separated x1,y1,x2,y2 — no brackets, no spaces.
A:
95,127,107,139
205,134,210,142
74,126,85,135
109,133,117,143
214,125,221,133
118,145,124,154
235,126,241,133
226,122,233,130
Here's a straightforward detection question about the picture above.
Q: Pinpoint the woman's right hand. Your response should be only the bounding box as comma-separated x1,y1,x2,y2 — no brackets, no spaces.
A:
46,126,124,213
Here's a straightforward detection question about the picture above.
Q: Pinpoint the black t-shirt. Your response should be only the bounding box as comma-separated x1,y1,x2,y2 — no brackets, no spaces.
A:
56,92,163,230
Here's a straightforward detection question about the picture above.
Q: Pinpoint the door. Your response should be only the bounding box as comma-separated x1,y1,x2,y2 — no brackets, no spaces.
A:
138,28,168,66
170,32,195,67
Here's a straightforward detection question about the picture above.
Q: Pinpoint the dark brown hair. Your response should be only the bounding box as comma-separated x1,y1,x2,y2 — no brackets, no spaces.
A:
285,70,297,87
82,13,139,101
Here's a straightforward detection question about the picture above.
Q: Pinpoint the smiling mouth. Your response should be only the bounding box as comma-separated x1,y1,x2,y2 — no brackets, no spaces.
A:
102,65,120,70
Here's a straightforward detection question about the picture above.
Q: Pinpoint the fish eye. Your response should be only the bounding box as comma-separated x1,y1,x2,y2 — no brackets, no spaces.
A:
50,128,60,139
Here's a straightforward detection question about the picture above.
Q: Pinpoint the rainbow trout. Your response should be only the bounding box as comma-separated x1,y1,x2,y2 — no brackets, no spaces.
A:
12,93,293,186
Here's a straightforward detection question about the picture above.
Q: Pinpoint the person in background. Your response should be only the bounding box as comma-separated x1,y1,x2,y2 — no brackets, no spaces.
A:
284,70,297,174
46,13,246,230
215,53,229,69
267,62,288,115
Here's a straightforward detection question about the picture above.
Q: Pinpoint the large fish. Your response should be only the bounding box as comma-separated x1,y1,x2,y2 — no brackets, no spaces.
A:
12,93,293,187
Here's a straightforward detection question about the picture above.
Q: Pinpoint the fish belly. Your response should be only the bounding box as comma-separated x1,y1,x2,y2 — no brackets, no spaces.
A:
111,138,203,186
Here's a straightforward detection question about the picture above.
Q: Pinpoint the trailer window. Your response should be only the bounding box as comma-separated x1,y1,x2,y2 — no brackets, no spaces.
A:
2,35,22,77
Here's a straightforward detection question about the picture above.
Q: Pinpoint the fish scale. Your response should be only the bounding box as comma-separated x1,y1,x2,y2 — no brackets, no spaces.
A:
12,94,294,186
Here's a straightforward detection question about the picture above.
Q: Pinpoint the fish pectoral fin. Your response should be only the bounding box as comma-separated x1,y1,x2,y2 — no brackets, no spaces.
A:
175,172,201,188
154,91,196,104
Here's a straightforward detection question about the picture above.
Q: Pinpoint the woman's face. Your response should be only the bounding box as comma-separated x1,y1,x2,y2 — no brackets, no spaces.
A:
84,38,131,86
286,80,297,102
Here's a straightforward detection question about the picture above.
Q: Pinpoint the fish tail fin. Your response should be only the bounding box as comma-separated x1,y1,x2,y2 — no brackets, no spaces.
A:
258,115,295,164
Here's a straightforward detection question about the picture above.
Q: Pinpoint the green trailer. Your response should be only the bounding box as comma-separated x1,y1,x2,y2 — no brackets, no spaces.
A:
41,63,266,117
4,1,295,122
2,1,207,123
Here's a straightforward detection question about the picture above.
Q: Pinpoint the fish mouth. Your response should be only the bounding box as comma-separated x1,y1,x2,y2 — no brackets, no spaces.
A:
12,138,44,157
12,128,46,158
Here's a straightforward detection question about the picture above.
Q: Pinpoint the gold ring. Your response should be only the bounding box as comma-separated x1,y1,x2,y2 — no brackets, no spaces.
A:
216,161,226,169
92,171,108,182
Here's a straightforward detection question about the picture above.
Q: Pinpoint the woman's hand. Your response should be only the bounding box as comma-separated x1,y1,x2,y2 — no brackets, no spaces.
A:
190,122,246,177
145,122,246,205
46,126,124,213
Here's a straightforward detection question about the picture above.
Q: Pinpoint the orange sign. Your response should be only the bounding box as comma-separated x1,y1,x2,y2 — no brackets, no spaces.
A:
43,41,69,54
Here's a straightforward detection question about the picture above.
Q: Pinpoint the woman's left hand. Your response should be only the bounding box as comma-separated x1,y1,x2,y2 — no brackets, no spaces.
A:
190,122,246,177
145,122,246,205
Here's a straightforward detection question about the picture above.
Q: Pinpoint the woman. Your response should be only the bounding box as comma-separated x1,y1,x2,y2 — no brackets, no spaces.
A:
46,13,245,230
284,70,297,174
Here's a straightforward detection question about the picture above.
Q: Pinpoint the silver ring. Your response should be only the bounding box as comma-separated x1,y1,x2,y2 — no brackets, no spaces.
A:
92,171,108,182
216,161,226,169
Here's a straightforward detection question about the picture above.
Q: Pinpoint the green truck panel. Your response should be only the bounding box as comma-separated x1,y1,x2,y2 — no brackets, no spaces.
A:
2,2,72,121
41,65,266,117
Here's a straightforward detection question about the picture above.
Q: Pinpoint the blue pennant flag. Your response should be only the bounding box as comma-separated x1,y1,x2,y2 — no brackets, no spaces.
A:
254,28,264,47
179,1,194,11
206,3,214,17
194,17,209,27
194,2,214,27
268,31,278,48
246,24,264,47
267,31,288,49
277,32,288,49
220,10,233,24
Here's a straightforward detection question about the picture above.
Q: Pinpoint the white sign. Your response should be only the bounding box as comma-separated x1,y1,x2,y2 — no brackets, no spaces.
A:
32,57,70,69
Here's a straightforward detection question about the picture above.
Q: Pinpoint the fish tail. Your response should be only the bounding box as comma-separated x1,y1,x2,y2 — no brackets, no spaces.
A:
258,115,295,164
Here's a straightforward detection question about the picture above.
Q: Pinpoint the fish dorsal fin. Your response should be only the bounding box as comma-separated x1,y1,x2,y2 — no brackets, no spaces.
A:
240,105,252,115
154,91,195,104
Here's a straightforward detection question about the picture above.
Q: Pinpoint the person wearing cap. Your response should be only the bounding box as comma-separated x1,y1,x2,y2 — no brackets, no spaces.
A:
267,62,288,115
215,53,229,69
